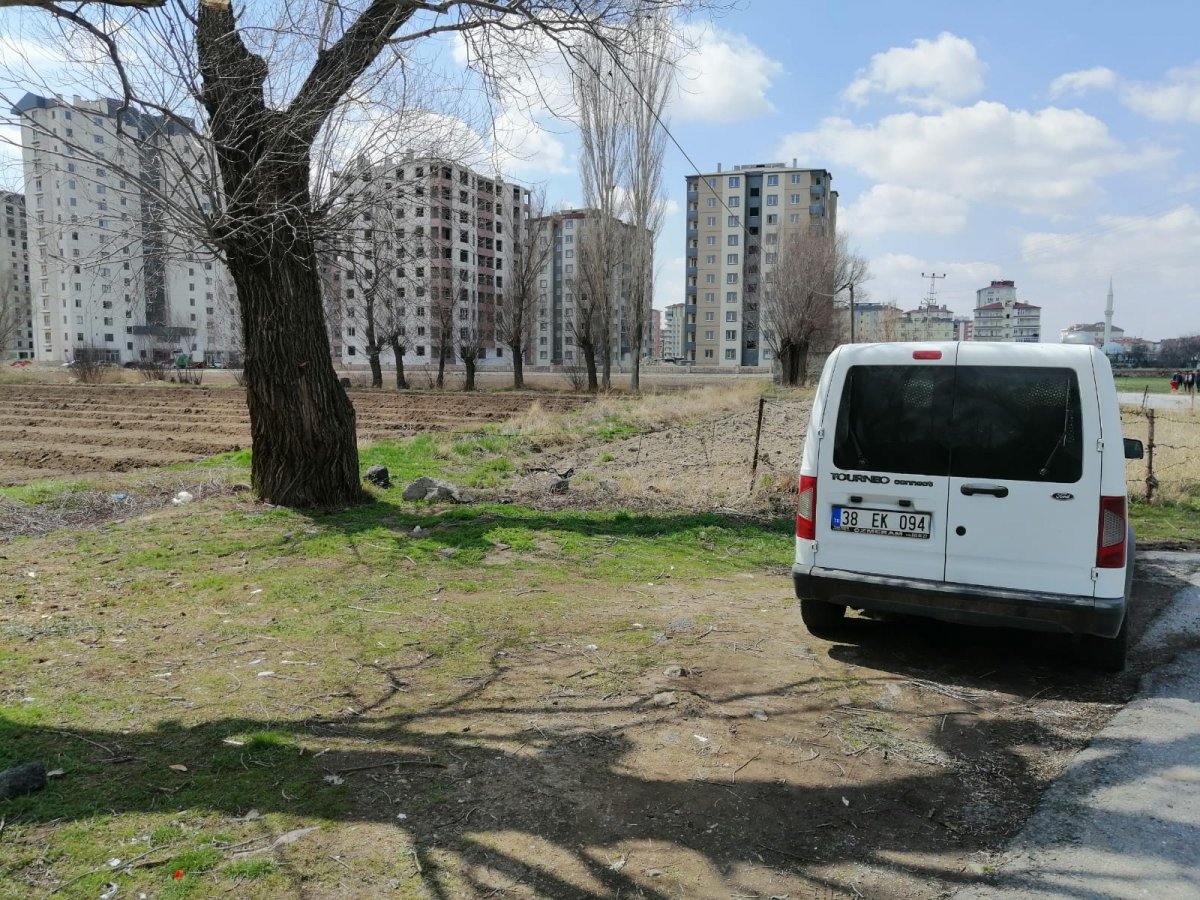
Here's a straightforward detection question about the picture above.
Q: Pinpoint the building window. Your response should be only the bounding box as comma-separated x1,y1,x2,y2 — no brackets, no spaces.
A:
706,197,717,208
791,174,802,184
728,176,740,188
727,216,739,227
725,329,737,340
704,274,715,284
726,273,738,284
706,216,716,227
726,253,738,265
726,291,738,303
704,348,714,358
727,196,740,208
766,195,778,206
704,330,715,339
704,311,715,321
726,311,737,322
767,174,779,186
705,254,716,265
790,194,802,204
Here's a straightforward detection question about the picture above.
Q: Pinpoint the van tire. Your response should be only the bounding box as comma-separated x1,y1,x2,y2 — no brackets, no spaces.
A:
1080,616,1128,672
800,598,847,637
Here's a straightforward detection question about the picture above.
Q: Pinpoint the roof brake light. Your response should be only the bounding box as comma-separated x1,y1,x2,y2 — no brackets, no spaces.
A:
912,350,942,360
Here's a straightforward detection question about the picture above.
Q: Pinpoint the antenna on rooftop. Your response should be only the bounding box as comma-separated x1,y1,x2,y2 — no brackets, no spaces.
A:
921,272,946,309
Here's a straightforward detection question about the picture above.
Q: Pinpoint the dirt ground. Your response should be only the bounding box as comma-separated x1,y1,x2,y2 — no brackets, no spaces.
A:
1,384,1189,898
0,384,587,485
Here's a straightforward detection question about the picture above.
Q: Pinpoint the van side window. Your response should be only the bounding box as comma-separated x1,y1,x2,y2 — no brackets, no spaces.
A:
950,367,1083,483
833,366,954,476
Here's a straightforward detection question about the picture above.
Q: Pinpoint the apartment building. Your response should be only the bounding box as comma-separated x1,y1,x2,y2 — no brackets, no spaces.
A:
973,279,1041,342
662,302,684,360
841,301,901,342
684,162,837,366
531,209,649,367
1,191,33,359
898,304,956,342
325,154,530,368
13,93,239,364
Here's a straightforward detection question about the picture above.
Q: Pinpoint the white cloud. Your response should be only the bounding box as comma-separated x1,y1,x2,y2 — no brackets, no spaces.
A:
489,108,570,176
1048,66,1118,99
1021,206,1200,338
843,32,985,110
779,101,1166,215
672,23,782,123
655,253,686,310
867,253,1003,311
841,185,968,238
1122,62,1200,124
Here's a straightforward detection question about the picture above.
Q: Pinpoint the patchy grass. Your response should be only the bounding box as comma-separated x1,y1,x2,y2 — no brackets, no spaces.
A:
1113,375,1173,395
0,486,792,896
1129,498,1200,545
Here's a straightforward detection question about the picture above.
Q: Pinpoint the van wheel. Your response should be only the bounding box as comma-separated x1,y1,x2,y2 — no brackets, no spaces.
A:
800,598,846,637
1080,616,1128,672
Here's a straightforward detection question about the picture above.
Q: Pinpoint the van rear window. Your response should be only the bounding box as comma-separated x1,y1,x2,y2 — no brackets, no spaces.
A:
833,365,954,476
952,366,1083,483
832,365,1084,483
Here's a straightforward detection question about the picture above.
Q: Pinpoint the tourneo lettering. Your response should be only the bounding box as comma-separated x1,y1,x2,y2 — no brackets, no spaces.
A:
831,472,890,484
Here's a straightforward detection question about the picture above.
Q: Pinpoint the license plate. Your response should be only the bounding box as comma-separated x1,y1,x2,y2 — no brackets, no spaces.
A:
831,506,931,540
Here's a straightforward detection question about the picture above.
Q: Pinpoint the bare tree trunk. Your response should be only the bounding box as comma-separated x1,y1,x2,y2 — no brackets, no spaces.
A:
462,352,476,391
436,349,446,388
512,339,525,389
582,339,599,393
366,342,383,388
389,336,407,390
226,236,362,506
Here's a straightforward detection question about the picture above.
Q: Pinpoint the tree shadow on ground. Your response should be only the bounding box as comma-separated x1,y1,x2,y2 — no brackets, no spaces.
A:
3,637,1189,898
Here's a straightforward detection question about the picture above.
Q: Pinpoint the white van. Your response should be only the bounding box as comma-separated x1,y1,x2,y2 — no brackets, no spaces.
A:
793,342,1142,670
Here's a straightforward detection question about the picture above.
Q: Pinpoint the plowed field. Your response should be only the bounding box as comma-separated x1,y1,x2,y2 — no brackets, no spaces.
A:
0,384,587,485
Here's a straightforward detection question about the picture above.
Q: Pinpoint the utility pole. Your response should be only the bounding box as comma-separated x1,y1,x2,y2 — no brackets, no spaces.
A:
921,272,946,309
849,283,856,344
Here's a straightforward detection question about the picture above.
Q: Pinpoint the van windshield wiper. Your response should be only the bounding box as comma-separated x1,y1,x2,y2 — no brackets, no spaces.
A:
1037,379,1073,479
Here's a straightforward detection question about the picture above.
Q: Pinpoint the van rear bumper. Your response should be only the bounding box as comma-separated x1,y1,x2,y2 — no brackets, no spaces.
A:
793,566,1125,638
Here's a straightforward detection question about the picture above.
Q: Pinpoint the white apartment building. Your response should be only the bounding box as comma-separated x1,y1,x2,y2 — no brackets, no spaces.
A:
14,93,239,364
325,154,529,368
973,279,1041,342
841,301,901,342
1,191,33,359
662,302,685,360
531,209,649,367
684,162,837,366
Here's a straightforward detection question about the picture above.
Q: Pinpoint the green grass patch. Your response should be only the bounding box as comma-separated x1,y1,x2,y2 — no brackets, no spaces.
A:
1113,375,1172,395
224,859,276,880
1130,498,1200,544
0,479,96,503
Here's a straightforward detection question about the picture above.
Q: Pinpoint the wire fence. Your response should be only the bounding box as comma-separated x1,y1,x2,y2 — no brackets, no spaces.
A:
1121,406,1200,503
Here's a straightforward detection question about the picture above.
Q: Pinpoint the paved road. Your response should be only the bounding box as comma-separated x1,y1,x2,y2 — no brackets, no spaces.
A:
956,553,1200,900
1118,391,1199,411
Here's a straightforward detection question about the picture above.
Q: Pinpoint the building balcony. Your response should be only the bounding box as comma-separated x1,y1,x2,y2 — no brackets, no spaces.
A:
686,266,697,277
686,190,698,202
686,285,696,297
810,185,823,197
809,203,825,216
685,341,695,352
685,323,696,334
684,303,697,315
687,209,698,221
686,228,697,240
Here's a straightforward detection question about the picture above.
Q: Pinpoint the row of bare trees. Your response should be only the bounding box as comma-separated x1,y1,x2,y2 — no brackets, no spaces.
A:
2,0,724,506
569,16,674,393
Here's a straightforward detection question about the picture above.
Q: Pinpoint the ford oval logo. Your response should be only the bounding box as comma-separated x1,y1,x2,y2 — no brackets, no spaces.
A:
1052,492,1074,501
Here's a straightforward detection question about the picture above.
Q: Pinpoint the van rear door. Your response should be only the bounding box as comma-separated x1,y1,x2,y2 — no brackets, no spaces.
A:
944,346,1101,596
816,345,957,582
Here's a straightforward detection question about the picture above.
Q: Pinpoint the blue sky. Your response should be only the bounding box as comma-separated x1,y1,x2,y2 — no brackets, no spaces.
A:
3,0,1198,342
517,0,1200,342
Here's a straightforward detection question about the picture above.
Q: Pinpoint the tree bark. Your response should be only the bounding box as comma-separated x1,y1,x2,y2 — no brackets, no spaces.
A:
226,234,363,506
462,352,476,391
582,339,599,393
367,346,383,388
389,335,407,389
511,340,524,389
436,346,447,388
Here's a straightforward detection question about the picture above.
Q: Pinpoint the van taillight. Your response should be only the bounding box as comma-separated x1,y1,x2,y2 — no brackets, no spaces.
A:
796,475,817,540
1096,496,1127,568
912,349,942,360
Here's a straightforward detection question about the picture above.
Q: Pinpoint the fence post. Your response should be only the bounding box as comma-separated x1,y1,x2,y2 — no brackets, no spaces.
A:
1145,408,1156,504
749,396,766,494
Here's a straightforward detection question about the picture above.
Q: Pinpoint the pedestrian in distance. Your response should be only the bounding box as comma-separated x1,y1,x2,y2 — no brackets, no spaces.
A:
1170,371,1181,392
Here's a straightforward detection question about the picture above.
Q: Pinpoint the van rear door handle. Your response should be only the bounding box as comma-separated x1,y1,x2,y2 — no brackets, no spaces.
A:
961,483,1009,498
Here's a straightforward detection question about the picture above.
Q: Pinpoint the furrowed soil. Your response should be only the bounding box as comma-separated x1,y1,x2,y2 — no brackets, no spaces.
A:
0,384,1189,899
0,384,587,485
